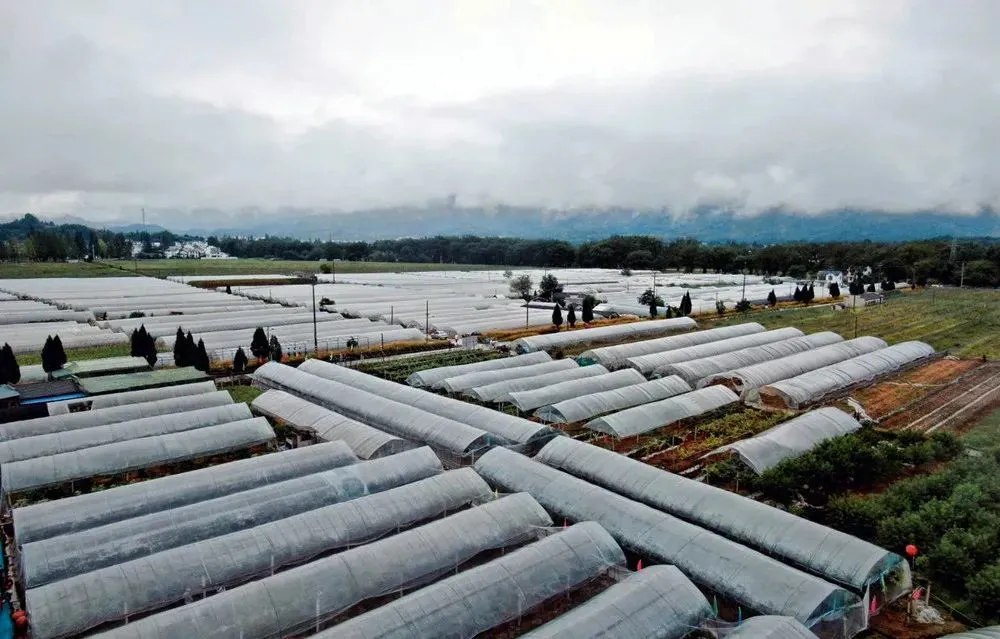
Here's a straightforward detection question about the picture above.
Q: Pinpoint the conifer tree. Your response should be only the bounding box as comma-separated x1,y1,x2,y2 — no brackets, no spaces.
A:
52,335,67,367
269,335,283,362
767,289,777,307
250,327,270,361
233,347,248,373
551,305,563,330
173,327,189,366
566,305,577,328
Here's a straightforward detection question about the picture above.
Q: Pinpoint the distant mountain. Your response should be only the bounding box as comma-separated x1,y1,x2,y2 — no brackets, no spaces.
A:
103,222,170,234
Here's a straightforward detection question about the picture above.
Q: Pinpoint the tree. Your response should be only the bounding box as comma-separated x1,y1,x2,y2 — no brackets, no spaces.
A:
619,267,632,277
793,286,803,302
52,335,67,367
130,326,148,357
829,282,841,298
716,300,726,316
41,336,60,377
141,330,157,367
250,327,270,361
503,269,513,279
679,292,692,316
0,343,20,385
269,335,283,362
509,275,533,301
806,283,815,303
664,305,673,318
767,289,777,307
567,305,577,328
194,339,211,372
539,274,562,301
173,327,189,366
736,299,752,313
551,305,563,330
225,285,232,295
625,250,654,270
637,288,663,307
867,283,876,293
581,295,596,323
649,299,658,318
233,347,248,373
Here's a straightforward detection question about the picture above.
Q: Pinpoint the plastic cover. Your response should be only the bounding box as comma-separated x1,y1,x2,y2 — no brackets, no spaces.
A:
406,351,551,387
464,364,609,403
21,446,442,588
520,565,712,639
579,323,766,369
434,359,578,393
711,407,864,475
701,336,888,394
752,341,936,408
586,385,738,437
298,359,555,445
46,381,218,415
322,521,626,639
538,437,909,593
26,469,493,639
513,318,698,354
626,327,805,375
254,362,499,455
0,404,252,463
251,390,408,458
13,441,358,544
507,369,646,412
721,616,817,638
535,376,692,424
1,418,276,499
938,628,1000,639
659,333,844,385
91,493,553,639
473,448,864,634
0,391,234,441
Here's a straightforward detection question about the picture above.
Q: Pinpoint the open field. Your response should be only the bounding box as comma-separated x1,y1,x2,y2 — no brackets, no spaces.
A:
15,343,132,366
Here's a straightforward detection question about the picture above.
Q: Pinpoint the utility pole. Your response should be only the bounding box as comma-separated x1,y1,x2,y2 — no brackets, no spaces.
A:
425,300,430,336
741,271,747,302
311,276,318,356
960,261,966,288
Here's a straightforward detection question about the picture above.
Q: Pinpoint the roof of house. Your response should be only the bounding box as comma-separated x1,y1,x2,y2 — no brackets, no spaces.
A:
0,385,19,402
77,367,209,395
14,379,82,402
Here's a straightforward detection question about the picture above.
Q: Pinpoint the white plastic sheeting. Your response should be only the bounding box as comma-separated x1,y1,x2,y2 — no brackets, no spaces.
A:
660,333,844,385
586,385,739,438
0,404,252,463
721,616,817,638
474,448,864,636
92,493,553,639
2,392,233,441
465,364,609,403
406,351,551,387
711,408,864,475
626,327,805,375
322,521,626,639
21,446,442,588
507,369,646,413
251,390,408,458
46,381,219,415
435,359,578,393
535,376,692,424
13,442,358,544
298,359,556,445
27,469,492,639
701,336,887,394
521,565,712,639
752,341,937,408
254,362,499,455
938,628,1000,639
1,418,275,498
513,318,697,354
538,437,909,594
579,323,766,369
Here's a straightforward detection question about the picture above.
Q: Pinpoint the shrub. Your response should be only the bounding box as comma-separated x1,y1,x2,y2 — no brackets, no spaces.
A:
716,300,726,315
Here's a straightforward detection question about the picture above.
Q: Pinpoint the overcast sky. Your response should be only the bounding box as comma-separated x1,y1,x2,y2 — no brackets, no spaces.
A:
1,0,997,225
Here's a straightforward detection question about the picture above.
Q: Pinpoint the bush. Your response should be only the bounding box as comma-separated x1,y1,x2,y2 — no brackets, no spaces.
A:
128,311,145,319
319,263,332,274
715,300,726,315
735,299,752,313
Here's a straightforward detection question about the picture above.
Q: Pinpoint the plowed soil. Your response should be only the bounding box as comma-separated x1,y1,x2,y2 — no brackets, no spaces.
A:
854,359,982,420
877,362,1000,433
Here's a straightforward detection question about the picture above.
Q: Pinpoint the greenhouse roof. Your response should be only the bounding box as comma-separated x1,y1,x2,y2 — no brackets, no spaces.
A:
725,616,817,638
625,327,805,375
513,317,697,354
406,351,551,387
78,367,210,395
578,322,766,369
507,369,646,413
535,376,692,424
585,385,738,438
464,364,608,403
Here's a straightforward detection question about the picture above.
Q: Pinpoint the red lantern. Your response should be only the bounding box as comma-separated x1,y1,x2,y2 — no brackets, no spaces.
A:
905,544,918,557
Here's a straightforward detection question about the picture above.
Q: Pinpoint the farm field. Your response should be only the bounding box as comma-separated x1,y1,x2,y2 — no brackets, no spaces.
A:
14,342,131,366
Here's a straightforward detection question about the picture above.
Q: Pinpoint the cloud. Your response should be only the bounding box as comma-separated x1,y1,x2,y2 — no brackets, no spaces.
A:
0,0,997,226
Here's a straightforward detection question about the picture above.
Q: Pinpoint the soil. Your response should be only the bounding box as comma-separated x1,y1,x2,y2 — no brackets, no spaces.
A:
878,362,1000,433
853,359,982,421
868,602,965,639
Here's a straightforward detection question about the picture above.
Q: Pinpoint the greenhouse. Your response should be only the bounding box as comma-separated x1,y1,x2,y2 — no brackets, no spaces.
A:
578,323,766,369
473,448,865,636
585,385,739,438
92,493,553,639
298,359,555,445
520,565,712,639
1,418,275,499
513,317,697,354
254,362,501,455
21,446,442,587
251,390,408,459
45,381,219,415
464,364,609,403
626,327,805,375
321,522,625,639
13,441,357,544
751,341,937,409
722,616,817,638
26,469,493,639
507,369,647,413
0,403,252,463
701,336,888,394
660,333,844,385
537,437,909,595
406,351,551,387
0,391,233,440
535,376,692,424
711,408,864,474
434,359,578,394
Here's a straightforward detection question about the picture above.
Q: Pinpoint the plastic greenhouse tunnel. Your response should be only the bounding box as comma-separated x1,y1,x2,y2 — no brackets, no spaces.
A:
721,616,817,638
464,364,609,403
318,522,626,639
507,369,646,413
473,448,866,638
519,565,712,639
625,327,805,375
937,627,1000,639
513,317,697,354
12,441,358,544
26,468,494,639
89,493,553,639
44,380,219,415
434,359,578,394
405,351,552,387
535,376,692,424
20,446,443,587
585,385,739,438
537,436,910,596
578,322,767,369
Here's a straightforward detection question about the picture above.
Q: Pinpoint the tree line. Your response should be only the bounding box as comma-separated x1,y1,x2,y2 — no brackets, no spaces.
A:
0,214,190,262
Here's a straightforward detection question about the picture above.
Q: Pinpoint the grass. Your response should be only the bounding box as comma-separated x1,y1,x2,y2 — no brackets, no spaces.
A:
227,385,263,405
961,406,1000,451
0,259,501,279
16,343,132,366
